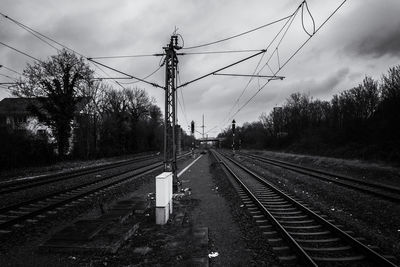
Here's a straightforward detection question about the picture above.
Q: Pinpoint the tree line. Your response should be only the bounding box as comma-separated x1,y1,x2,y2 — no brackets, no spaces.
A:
0,49,167,170
219,65,400,163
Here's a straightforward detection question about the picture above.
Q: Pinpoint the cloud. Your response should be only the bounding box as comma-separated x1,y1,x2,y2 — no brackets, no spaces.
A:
337,0,400,58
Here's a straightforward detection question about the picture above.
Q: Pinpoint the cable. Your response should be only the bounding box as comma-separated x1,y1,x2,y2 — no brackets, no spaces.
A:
183,14,293,50
178,49,264,55
0,65,22,75
0,41,41,62
0,73,16,80
176,66,188,127
88,58,164,89
218,4,301,126
227,0,348,125
89,53,164,60
118,65,163,85
178,49,266,88
301,1,316,37
1,12,160,90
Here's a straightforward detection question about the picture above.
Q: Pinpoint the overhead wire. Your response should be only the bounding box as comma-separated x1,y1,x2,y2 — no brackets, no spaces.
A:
0,73,17,80
0,11,160,90
0,41,41,62
0,65,22,75
118,65,163,85
217,3,301,127
177,49,266,88
183,14,293,50
227,0,348,125
89,53,164,60
178,2,303,90
301,0,316,37
176,65,189,127
87,58,164,89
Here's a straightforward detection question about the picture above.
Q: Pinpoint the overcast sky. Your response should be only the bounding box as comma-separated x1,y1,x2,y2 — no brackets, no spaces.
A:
1,0,400,138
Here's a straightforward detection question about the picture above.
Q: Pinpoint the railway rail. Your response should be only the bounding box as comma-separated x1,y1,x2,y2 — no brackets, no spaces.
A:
237,152,400,203
0,152,190,234
0,153,159,195
212,150,397,266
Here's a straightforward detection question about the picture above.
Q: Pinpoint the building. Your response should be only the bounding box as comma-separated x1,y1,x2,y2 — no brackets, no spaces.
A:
0,97,90,154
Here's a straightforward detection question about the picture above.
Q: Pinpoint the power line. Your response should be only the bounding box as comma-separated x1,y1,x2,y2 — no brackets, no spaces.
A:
0,12,82,57
177,49,264,55
183,14,293,50
215,3,301,127
88,49,265,59
0,65,22,75
0,41,41,62
0,73,16,80
176,66,188,127
118,65,163,85
227,0,348,124
0,12,160,90
87,58,164,89
89,53,164,59
178,49,266,88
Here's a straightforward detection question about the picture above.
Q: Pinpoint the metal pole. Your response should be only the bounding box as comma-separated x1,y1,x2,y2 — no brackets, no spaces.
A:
232,133,235,156
163,35,180,191
202,114,205,140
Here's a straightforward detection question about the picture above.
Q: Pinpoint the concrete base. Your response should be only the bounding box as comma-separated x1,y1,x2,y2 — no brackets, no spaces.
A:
156,205,169,225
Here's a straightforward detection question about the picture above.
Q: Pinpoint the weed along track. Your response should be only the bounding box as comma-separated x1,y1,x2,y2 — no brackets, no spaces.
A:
238,152,400,203
212,150,397,266
0,153,190,235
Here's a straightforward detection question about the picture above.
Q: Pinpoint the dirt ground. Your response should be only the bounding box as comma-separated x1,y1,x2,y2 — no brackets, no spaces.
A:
0,153,281,266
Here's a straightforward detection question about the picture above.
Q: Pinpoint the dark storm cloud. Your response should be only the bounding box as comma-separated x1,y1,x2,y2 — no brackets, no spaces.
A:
338,0,400,58
1,0,400,132
347,23,400,58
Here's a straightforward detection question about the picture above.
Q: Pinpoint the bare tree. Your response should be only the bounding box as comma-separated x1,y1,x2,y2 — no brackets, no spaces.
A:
14,49,94,157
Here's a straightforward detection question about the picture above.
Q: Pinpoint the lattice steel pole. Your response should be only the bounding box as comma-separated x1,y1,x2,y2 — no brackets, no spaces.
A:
163,35,181,190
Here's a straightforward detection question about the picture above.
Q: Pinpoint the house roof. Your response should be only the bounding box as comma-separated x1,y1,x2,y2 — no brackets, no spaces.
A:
0,97,89,115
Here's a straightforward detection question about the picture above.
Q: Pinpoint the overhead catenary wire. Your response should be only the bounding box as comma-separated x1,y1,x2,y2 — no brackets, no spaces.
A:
217,3,301,127
0,73,17,80
118,65,163,85
182,14,294,50
0,65,22,75
0,41,41,62
89,53,164,60
176,65,189,127
227,0,348,125
0,11,159,90
88,49,265,59
87,58,164,89
178,49,266,88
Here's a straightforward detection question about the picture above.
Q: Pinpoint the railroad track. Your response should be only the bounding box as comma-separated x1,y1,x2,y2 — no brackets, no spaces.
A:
212,150,397,266
0,153,190,234
237,152,400,203
0,153,159,195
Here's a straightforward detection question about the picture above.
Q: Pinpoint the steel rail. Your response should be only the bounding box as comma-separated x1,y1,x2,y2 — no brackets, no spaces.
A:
213,150,397,266
213,150,317,266
0,153,190,232
0,154,159,195
238,152,400,202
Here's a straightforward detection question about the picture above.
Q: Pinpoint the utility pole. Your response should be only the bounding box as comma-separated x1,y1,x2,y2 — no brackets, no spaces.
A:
201,114,205,140
232,119,236,156
163,35,181,190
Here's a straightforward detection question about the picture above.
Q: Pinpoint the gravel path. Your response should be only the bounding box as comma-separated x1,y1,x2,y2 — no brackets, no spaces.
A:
181,154,252,266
